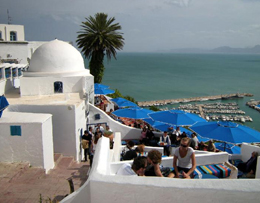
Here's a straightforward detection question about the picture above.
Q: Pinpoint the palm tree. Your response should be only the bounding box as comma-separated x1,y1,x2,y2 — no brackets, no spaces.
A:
77,13,124,83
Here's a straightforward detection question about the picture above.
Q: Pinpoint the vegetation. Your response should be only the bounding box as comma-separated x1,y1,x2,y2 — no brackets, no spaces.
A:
77,13,124,83
149,106,161,111
108,89,137,104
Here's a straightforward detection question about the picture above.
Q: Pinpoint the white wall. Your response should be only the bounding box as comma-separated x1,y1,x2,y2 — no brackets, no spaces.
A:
75,101,87,162
0,112,54,173
88,104,162,140
0,24,25,41
0,43,28,64
61,137,260,203
20,76,86,96
7,103,84,161
0,79,5,95
42,116,55,173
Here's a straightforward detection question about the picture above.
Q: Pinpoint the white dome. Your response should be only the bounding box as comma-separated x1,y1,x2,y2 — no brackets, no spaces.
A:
29,39,85,73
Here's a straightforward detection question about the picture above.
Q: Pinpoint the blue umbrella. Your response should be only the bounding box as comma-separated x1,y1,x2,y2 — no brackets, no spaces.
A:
143,118,192,135
148,109,207,126
190,121,260,144
214,142,241,154
94,83,109,89
94,87,115,95
112,108,153,119
111,97,137,107
0,95,9,118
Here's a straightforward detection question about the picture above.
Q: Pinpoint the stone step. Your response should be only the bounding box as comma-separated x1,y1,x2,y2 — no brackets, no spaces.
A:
56,157,74,169
54,153,63,166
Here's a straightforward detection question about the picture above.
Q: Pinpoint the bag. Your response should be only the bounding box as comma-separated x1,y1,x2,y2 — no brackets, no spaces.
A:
82,140,89,149
161,167,172,177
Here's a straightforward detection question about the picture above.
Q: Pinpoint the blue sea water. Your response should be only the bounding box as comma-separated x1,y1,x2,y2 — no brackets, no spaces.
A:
86,53,260,131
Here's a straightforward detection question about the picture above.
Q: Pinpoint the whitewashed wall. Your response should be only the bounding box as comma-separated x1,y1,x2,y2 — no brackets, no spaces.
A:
0,43,28,64
75,101,87,162
0,112,54,173
0,79,5,95
88,104,162,140
20,77,86,96
61,137,260,203
7,103,86,161
0,24,25,41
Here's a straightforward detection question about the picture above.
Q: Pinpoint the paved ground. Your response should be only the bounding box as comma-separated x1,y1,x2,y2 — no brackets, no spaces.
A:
0,154,90,203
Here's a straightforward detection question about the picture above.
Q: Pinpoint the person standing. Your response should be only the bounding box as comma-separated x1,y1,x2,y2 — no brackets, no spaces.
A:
160,131,171,156
82,127,93,162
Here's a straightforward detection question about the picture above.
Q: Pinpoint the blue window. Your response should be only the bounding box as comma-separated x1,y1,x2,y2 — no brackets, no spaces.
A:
18,68,22,76
54,81,63,93
0,69,2,79
10,31,17,41
5,68,11,78
0,31,2,40
12,68,17,77
10,126,22,136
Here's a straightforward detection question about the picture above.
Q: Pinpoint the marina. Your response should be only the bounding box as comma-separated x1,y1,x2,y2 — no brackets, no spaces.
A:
175,102,252,123
137,93,253,107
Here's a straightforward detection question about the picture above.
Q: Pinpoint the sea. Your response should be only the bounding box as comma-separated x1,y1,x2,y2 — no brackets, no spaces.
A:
86,53,260,131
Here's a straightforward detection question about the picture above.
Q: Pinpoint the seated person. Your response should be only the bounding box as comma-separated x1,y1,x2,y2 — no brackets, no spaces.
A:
145,149,174,178
189,133,199,150
237,151,258,177
117,156,147,176
173,137,196,179
207,140,216,152
122,141,137,161
135,144,147,157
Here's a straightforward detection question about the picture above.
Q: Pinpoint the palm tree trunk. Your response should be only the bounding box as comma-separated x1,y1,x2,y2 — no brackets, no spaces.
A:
89,51,105,83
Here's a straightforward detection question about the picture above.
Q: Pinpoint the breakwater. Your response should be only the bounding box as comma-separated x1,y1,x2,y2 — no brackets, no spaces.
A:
137,93,253,107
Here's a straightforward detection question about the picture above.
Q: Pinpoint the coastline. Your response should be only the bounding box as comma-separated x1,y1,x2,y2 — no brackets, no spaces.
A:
137,93,253,107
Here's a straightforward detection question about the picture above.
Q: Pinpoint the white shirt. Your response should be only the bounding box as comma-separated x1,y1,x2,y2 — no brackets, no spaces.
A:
116,163,136,176
173,129,182,137
174,147,194,168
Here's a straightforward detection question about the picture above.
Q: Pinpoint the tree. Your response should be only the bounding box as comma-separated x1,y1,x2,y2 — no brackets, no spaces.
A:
77,13,124,83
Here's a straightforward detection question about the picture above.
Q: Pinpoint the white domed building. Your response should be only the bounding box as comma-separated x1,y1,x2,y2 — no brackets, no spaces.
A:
0,39,94,173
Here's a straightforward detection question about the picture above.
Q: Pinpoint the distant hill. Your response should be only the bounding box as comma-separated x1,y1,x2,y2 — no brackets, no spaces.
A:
210,45,260,54
160,45,260,54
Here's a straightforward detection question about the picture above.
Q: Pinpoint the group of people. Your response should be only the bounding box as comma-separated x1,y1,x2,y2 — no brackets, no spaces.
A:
121,141,147,161
118,137,197,179
81,124,114,167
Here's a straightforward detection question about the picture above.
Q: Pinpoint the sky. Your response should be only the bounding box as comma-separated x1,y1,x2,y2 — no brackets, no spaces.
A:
1,0,260,52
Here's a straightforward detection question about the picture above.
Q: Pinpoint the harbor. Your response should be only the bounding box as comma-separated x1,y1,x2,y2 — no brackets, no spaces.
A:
177,102,253,123
137,93,253,107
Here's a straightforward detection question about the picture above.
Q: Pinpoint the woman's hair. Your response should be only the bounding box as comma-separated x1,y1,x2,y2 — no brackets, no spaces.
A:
147,150,162,164
137,144,145,153
181,137,190,144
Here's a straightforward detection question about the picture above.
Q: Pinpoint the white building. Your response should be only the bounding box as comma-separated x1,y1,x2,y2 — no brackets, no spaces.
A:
0,39,94,173
0,24,71,64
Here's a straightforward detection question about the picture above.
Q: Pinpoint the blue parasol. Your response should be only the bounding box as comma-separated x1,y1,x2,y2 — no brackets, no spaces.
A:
190,121,260,144
142,118,192,134
112,107,153,119
111,97,137,108
94,83,109,89
0,95,9,118
214,142,241,154
94,87,115,95
148,109,207,126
